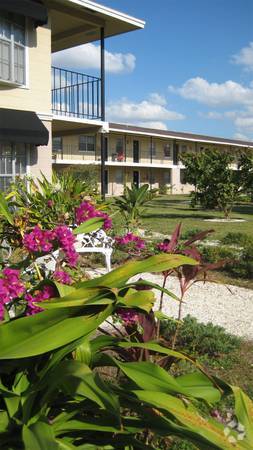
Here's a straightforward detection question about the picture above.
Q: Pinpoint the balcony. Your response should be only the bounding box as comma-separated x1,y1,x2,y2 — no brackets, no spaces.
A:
51,67,101,120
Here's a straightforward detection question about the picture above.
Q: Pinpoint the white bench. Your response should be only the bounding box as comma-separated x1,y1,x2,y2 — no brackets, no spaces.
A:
34,229,114,274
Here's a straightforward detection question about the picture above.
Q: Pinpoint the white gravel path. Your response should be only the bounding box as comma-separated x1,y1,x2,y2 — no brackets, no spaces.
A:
132,273,253,340
89,269,253,340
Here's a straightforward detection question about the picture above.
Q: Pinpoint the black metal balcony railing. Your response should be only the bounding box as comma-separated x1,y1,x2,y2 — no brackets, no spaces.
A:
51,67,101,120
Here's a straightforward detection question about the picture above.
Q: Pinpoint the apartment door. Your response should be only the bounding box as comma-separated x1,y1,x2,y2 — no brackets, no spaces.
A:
133,170,140,188
133,140,140,163
104,137,108,161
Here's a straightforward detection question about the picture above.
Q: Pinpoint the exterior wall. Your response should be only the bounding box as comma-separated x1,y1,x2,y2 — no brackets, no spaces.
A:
29,120,52,180
0,20,51,116
53,130,248,196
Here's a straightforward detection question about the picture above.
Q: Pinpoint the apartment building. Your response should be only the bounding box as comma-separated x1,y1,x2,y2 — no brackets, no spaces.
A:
0,0,144,191
0,1,252,196
52,122,253,195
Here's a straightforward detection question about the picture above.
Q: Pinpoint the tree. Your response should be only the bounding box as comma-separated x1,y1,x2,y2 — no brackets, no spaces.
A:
237,150,253,200
180,149,239,218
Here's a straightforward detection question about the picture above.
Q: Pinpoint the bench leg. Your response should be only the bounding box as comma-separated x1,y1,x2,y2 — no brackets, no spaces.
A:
105,252,112,272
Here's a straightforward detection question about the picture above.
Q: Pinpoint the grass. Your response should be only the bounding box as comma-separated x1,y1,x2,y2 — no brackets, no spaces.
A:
141,194,253,241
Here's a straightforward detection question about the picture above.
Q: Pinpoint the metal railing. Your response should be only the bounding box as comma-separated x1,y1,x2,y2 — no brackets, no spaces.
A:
51,67,101,120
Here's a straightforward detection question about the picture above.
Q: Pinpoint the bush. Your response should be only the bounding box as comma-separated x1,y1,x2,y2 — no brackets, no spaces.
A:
201,244,239,264
161,315,241,357
221,232,253,247
181,228,203,240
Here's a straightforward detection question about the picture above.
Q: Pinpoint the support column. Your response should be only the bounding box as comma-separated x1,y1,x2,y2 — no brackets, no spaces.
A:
100,27,106,199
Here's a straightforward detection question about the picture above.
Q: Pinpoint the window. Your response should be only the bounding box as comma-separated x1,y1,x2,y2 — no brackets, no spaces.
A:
180,169,187,185
79,135,95,152
116,137,124,153
180,144,188,154
163,144,171,158
52,137,62,153
0,143,27,191
0,12,26,85
164,170,171,185
115,168,123,184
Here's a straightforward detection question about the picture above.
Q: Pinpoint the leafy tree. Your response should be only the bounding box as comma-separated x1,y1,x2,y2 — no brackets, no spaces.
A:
180,149,239,218
237,150,253,200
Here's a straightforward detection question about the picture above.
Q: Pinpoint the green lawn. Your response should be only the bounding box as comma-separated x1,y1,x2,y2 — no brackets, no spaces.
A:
141,195,253,241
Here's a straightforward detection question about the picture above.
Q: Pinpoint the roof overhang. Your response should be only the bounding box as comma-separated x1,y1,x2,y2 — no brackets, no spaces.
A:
0,108,49,146
109,123,253,149
46,0,145,52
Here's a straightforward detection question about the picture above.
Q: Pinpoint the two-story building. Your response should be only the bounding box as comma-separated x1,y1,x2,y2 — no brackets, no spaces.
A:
0,0,252,196
52,121,253,195
0,0,144,192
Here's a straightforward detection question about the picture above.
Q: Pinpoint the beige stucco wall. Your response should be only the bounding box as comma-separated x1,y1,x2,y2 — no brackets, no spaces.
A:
0,20,51,115
29,120,52,180
54,134,98,161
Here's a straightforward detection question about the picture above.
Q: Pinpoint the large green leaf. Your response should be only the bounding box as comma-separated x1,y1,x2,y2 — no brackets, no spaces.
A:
231,385,253,448
116,290,156,312
0,305,113,359
75,253,198,290
73,217,105,235
22,421,58,450
134,390,238,450
116,361,221,403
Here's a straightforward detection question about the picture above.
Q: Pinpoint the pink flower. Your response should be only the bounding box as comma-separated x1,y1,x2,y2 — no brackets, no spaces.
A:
55,225,79,267
75,201,112,230
53,270,72,285
25,285,56,315
23,225,55,253
117,308,139,326
157,241,171,252
0,268,25,320
47,200,54,208
115,233,146,253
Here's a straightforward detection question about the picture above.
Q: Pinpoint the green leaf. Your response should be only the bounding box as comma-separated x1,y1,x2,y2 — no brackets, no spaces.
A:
75,253,198,290
117,290,156,312
0,305,113,359
23,422,58,450
231,385,253,446
73,217,105,235
116,361,220,402
134,390,238,450
0,191,14,225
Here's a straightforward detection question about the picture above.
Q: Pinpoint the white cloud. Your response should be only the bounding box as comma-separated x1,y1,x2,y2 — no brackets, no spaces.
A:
107,96,185,127
52,43,136,74
137,121,168,130
169,77,253,107
234,115,253,132
233,132,250,140
148,93,167,106
232,42,253,71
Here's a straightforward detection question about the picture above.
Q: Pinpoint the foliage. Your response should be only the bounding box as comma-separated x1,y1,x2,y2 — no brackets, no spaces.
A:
113,183,155,231
201,243,253,280
237,151,253,200
180,150,239,218
180,228,203,240
160,315,241,357
221,232,253,247
0,185,253,448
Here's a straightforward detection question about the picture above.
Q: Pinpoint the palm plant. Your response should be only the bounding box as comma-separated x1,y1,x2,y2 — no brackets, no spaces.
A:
113,183,155,231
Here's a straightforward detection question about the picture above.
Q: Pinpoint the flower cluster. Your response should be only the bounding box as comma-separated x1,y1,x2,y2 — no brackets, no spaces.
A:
0,269,25,319
53,270,72,285
25,285,56,315
23,225,79,267
55,225,79,267
157,239,171,252
117,308,139,326
75,201,112,230
115,233,146,253
23,225,55,253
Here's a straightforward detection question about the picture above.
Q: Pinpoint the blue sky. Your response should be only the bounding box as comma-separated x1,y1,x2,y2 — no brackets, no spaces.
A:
53,0,253,141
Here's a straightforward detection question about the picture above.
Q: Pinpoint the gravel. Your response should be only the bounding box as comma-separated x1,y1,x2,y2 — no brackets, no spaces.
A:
89,268,253,340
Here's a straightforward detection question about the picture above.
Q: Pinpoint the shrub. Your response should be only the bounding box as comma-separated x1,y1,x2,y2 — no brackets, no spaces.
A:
161,315,241,357
181,228,203,240
200,245,239,264
221,232,253,247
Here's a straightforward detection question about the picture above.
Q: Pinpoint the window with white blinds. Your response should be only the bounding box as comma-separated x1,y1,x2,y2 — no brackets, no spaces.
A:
0,12,26,85
0,143,27,191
